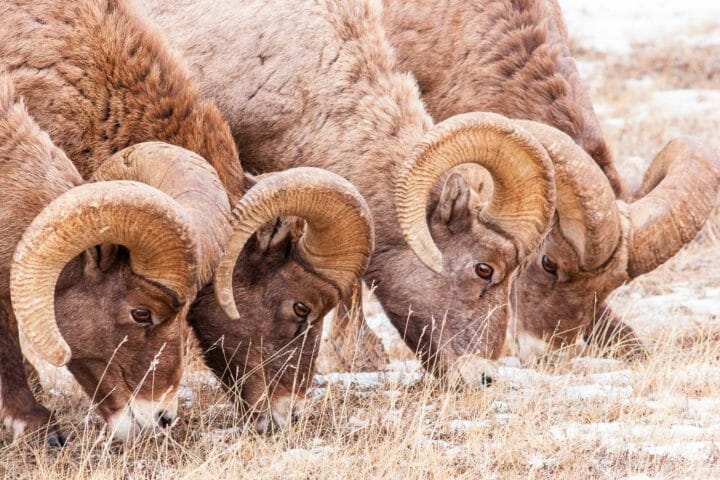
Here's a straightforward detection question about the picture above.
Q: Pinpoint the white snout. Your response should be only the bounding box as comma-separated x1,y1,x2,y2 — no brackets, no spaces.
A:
106,393,179,442
505,308,551,364
446,353,498,389
254,394,306,434
4,417,28,441
510,329,551,364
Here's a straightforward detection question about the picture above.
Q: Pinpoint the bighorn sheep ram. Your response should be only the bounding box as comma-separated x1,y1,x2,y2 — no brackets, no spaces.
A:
381,0,720,360
0,74,222,444
0,0,374,438
136,0,559,382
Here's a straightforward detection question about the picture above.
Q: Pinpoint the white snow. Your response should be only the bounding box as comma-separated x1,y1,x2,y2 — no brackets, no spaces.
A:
184,370,223,387
527,453,557,469
642,441,718,461
550,420,720,461
348,416,370,429
570,357,625,373
201,427,239,442
313,370,423,390
562,384,633,401
448,419,490,433
269,446,336,474
641,396,720,422
621,90,720,122
178,386,194,407
559,0,720,54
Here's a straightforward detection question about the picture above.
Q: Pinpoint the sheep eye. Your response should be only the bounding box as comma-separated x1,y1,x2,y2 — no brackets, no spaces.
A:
541,255,558,276
474,263,493,281
130,308,153,325
293,302,311,318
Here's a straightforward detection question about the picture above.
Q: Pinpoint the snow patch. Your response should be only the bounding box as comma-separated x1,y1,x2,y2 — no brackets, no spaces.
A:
563,384,633,401
314,370,423,390
559,0,720,54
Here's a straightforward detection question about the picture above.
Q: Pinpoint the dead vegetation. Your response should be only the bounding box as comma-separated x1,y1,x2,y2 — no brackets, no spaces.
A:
2,8,720,480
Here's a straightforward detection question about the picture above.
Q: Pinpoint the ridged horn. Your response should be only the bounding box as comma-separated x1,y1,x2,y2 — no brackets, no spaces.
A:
11,181,197,366
93,142,233,287
395,112,556,272
627,137,720,278
516,120,622,270
215,167,374,320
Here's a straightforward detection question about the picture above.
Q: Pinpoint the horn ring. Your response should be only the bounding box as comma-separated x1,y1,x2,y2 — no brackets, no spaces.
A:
214,167,374,320
11,181,197,366
395,112,556,273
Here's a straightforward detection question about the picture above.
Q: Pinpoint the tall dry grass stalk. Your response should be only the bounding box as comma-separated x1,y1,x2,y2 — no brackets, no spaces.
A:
3,10,720,480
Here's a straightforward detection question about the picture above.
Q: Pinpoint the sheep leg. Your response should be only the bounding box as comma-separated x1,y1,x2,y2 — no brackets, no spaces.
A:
584,304,646,360
0,301,64,446
326,281,387,372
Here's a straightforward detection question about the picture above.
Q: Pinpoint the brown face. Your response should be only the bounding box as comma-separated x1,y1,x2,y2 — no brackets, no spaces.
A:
190,218,339,432
511,225,633,361
370,172,517,385
55,246,184,441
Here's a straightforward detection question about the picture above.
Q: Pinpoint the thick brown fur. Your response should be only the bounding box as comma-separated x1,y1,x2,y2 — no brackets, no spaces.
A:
0,75,186,443
381,0,648,359
0,75,80,444
0,0,353,436
0,0,245,204
137,0,541,381
383,0,626,199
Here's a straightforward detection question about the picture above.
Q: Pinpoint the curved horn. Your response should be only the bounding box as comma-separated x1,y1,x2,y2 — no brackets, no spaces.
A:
214,167,374,320
93,142,233,287
627,137,720,278
515,120,622,270
395,112,556,272
11,182,197,366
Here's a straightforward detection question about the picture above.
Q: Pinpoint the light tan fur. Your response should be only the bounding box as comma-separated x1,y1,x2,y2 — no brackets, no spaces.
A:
382,0,625,199
0,0,371,438
136,0,552,380
380,0,719,360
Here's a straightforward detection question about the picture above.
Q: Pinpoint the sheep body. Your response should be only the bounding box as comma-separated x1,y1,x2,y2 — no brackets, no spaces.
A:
137,0,557,380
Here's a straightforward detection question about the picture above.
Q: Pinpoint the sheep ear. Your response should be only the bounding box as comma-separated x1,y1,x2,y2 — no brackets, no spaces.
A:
82,244,120,280
438,172,472,228
96,244,120,271
254,218,306,254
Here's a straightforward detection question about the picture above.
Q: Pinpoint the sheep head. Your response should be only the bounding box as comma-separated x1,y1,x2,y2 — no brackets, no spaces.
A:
190,167,375,432
506,122,720,361
367,112,556,385
10,138,230,441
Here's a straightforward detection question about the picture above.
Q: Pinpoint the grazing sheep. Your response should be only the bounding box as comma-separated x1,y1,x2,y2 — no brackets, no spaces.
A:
0,73,211,444
135,0,558,383
0,0,374,437
381,0,720,360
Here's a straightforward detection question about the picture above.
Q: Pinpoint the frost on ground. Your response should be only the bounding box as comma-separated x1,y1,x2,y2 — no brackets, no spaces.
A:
4,1,720,479
558,0,720,55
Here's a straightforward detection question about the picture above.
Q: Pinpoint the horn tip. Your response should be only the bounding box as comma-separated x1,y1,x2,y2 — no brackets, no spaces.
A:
223,306,241,321
215,288,241,320
406,240,444,273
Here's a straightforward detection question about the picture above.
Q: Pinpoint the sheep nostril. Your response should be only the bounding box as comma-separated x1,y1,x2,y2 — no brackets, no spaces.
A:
48,433,67,448
157,410,174,429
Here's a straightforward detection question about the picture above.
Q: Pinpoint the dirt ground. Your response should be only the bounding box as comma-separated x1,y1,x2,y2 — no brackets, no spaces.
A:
2,1,719,479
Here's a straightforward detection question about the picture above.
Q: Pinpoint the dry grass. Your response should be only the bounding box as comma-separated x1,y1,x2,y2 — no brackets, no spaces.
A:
3,13,720,480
